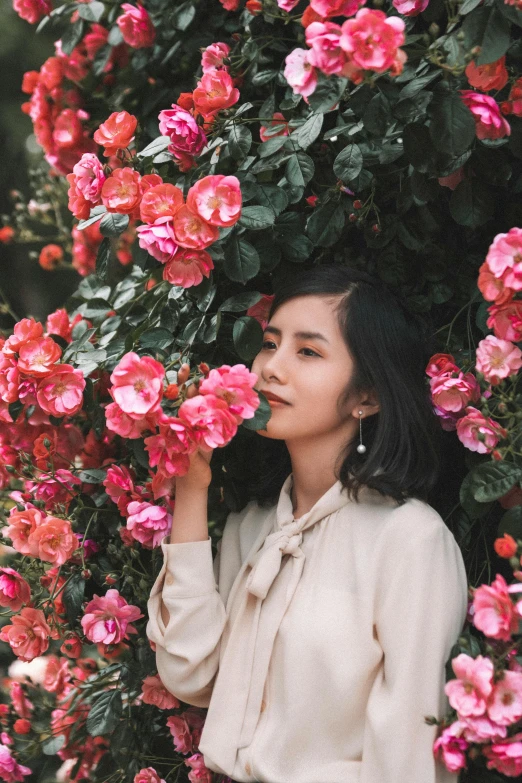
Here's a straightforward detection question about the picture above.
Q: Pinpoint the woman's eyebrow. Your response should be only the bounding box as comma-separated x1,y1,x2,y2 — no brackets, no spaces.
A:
263,326,330,344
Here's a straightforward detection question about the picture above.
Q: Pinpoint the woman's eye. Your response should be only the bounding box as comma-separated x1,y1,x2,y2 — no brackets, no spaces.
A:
301,348,320,357
261,341,319,358
261,340,276,350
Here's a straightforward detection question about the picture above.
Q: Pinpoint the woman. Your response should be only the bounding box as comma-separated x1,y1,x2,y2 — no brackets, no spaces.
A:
146,264,469,783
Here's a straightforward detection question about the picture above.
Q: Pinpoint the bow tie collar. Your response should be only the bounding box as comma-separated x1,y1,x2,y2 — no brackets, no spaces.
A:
198,473,353,776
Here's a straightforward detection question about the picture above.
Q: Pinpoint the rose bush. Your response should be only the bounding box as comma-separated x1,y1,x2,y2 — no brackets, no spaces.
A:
3,0,522,781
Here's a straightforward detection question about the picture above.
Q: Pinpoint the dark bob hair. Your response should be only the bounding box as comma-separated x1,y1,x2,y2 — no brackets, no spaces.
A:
246,263,443,508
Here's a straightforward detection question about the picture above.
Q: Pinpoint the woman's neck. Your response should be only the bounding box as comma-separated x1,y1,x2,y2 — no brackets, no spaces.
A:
286,433,349,518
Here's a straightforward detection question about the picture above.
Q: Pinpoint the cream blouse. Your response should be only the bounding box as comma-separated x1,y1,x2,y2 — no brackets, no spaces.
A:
146,474,469,783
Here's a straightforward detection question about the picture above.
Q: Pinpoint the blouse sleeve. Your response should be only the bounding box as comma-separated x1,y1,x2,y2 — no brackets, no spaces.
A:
145,506,246,709
360,503,469,783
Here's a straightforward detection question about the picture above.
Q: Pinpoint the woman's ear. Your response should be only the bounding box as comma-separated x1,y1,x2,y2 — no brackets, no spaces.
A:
353,392,380,418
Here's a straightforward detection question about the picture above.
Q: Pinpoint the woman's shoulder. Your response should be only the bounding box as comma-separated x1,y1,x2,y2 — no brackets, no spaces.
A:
223,498,275,557
379,495,459,550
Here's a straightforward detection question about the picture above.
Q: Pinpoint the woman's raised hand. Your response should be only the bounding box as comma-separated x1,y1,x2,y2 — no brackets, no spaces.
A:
175,445,215,493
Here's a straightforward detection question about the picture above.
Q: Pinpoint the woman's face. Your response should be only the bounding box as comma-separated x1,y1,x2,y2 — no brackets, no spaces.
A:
251,294,360,443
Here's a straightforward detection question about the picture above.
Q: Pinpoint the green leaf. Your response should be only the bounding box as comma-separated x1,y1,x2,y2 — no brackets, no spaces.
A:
228,125,252,160
459,470,494,519
42,735,66,755
306,200,345,247
78,468,106,483
362,94,391,137
294,114,324,150
96,238,111,281
81,298,113,320
333,144,363,183
238,206,275,230
63,573,85,626
60,19,85,56
428,86,476,157
403,123,433,173
497,506,522,540
8,401,23,422
108,25,124,46
449,179,494,228
307,75,347,113
219,292,263,312
137,136,170,159
77,0,105,22
463,6,511,66
77,205,106,230
285,152,315,187
171,0,195,31
223,237,260,283
233,316,264,361
459,0,482,14
86,689,123,737
398,71,441,100
251,183,288,216
258,136,290,158
252,69,278,86
100,212,129,237
468,462,521,503
242,394,272,431
273,213,313,262
139,328,174,352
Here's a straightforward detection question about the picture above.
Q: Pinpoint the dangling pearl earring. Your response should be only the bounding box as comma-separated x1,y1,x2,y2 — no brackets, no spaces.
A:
356,410,366,454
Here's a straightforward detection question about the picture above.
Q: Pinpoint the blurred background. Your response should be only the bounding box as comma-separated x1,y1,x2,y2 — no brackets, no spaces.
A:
0,0,79,330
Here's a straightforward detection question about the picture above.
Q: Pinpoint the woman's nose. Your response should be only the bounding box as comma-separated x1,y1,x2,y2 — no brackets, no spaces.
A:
261,348,286,382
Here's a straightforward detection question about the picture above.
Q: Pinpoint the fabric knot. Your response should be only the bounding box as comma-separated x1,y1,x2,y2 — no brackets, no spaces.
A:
245,527,303,600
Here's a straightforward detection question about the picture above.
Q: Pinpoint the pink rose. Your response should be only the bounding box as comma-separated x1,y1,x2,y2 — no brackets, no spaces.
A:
456,406,507,454
93,110,138,157
117,3,156,49
0,568,31,612
158,105,208,161
306,22,348,76
163,249,214,288
105,402,159,439
144,416,196,477
438,167,465,190
133,769,166,783
29,516,78,566
141,674,180,710
136,217,179,264
201,42,230,73
2,317,43,356
172,205,219,250
0,743,32,782
460,91,511,141
167,715,195,754
199,364,259,422
310,0,365,16
485,227,522,291
178,394,238,449
433,721,469,773
81,589,143,645
185,753,213,783
476,335,522,385
110,352,165,418
482,731,522,777
0,607,51,661
3,508,44,557
487,298,522,343
460,713,507,743
17,337,62,378
429,371,480,412
186,175,242,228
36,364,86,417
392,0,429,16
70,153,106,204
284,48,318,98
126,501,172,549
103,465,135,507
13,0,52,25
473,574,519,641
487,671,522,726
101,167,142,215
445,654,494,717
44,655,72,694
192,69,240,119
140,184,184,224
340,8,406,72
276,0,300,10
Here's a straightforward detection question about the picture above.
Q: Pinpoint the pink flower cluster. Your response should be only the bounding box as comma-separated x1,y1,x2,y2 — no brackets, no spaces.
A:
157,39,237,172
20,27,129,174
476,228,522,346
426,352,508,451
135,173,241,286
0,317,85,426
3,506,78,566
435,575,522,776
81,589,143,647
143,363,259,488
0,742,32,782
284,9,407,97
